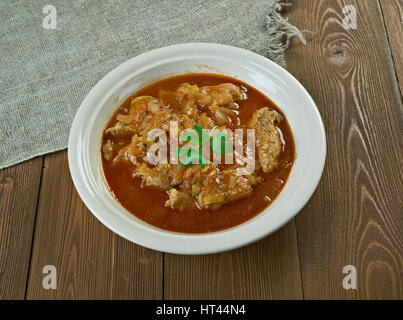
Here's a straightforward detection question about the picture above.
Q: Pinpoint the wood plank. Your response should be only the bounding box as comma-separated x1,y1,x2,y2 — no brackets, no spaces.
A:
26,151,163,299
285,0,402,299
380,0,403,96
0,157,43,299
165,222,303,299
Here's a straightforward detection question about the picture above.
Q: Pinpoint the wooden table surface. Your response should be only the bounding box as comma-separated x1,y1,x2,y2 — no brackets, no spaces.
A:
0,0,402,300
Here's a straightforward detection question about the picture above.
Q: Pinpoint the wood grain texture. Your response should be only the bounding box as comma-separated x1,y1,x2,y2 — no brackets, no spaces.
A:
165,222,303,299
1,0,402,300
26,151,163,299
0,157,42,300
285,0,402,299
380,0,403,97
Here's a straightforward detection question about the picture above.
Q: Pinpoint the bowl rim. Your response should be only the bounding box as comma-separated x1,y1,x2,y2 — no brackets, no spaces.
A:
68,42,326,255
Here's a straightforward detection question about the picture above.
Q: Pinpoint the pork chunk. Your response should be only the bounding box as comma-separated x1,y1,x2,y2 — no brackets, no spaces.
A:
201,83,245,106
102,139,114,161
133,164,174,190
201,83,245,125
165,189,194,210
197,169,252,210
105,96,168,137
112,135,146,165
105,121,137,136
174,83,245,125
250,107,283,173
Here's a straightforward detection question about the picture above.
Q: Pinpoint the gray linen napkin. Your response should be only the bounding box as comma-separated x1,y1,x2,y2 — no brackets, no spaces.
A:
0,0,304,169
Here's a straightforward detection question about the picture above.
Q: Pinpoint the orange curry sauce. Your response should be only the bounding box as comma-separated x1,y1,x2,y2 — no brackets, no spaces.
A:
101,74,295,233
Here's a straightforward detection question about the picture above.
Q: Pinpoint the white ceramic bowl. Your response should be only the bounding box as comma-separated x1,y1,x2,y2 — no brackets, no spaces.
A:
68,43,326,255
